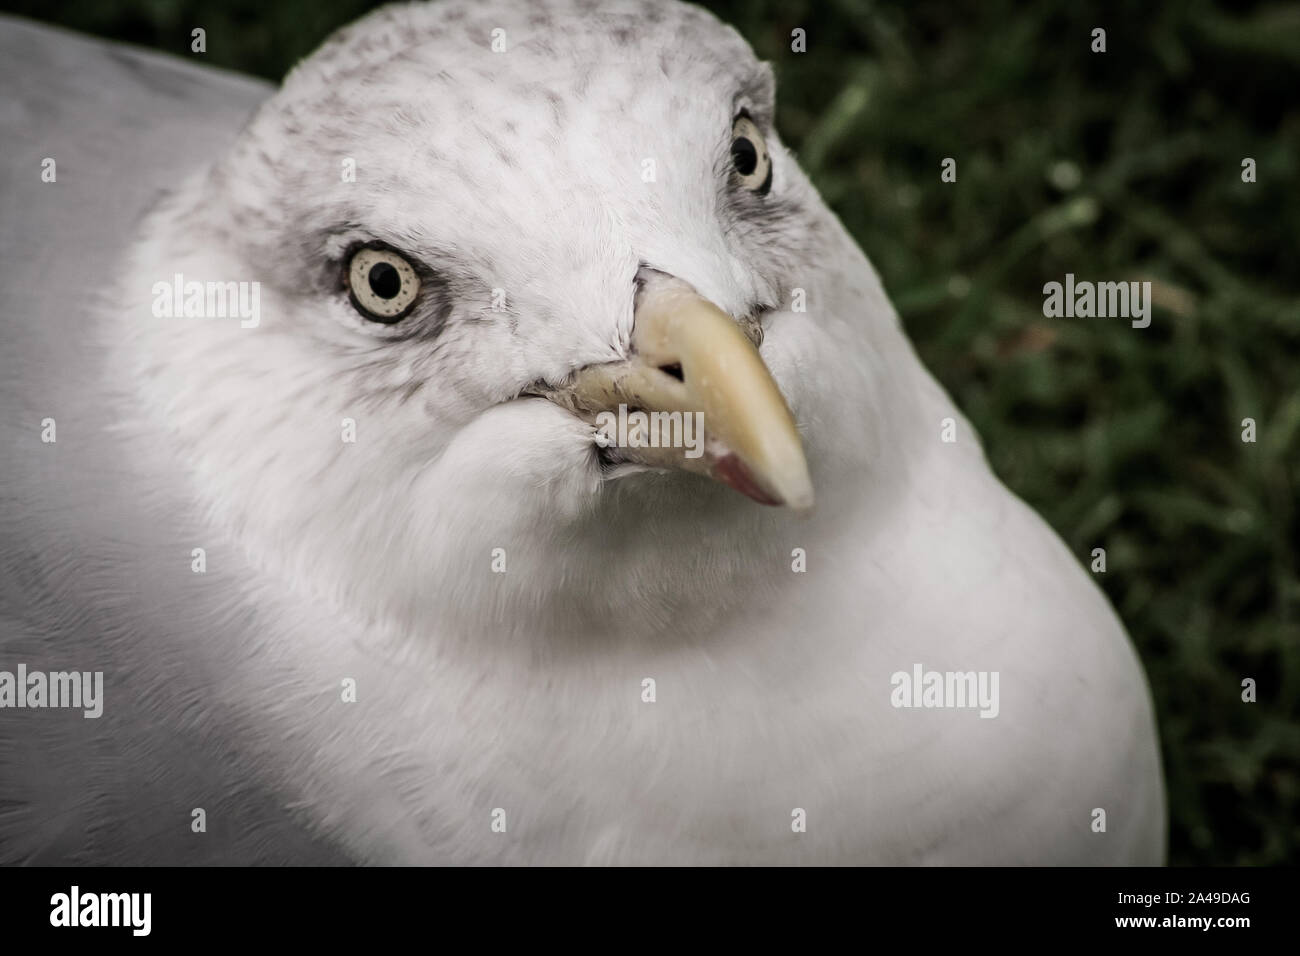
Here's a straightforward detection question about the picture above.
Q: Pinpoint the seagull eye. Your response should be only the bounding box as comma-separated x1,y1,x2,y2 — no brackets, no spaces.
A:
730,115,772,195
346,246,421,323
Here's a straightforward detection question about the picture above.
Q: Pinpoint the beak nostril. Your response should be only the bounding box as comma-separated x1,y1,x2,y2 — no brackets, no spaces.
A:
658,363,684,382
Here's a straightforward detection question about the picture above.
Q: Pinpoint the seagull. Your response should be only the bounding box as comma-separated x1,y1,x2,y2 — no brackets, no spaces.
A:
0,0,1165,864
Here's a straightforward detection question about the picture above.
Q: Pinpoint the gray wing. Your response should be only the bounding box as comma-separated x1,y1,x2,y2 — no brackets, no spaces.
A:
0,16,349,864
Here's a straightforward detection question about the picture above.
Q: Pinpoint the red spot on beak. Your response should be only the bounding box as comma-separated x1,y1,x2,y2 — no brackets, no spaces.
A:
714,453,782,506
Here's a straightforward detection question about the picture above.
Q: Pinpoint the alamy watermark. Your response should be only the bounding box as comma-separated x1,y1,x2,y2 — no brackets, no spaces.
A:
1042,273,1151,328
0,664,103,718
151,273,260,328
890,663,999,718
593,404,705,459
50,886,150,936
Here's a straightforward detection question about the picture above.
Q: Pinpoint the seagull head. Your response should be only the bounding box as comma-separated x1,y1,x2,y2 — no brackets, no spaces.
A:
119,0,884,639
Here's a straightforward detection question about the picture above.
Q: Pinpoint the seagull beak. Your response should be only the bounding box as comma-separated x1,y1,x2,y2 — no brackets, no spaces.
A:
538,271,814,511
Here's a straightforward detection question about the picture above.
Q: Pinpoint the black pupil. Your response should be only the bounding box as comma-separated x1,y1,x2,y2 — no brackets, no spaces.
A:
368,261,401,299
731,137,758,176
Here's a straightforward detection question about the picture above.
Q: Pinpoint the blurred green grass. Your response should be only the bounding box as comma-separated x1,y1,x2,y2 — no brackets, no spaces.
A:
3,0,1296,865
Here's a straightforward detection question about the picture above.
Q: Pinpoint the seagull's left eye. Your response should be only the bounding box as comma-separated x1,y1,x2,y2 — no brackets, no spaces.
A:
346,246,421,323
730,114,772,195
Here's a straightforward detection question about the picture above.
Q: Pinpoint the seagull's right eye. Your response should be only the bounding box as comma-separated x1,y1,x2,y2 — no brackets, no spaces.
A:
346,246,421,323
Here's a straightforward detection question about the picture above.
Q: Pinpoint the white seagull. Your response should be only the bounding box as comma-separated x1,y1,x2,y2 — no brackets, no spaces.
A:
0,0,1164,864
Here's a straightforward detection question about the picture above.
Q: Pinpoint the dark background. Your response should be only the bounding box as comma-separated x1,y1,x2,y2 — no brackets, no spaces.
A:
3,0,1296,866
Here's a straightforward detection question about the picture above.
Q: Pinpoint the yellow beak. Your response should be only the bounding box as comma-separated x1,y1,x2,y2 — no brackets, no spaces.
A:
538,272,814,511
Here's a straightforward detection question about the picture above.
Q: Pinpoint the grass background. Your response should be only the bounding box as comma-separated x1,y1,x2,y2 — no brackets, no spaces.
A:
4,0,1296,865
